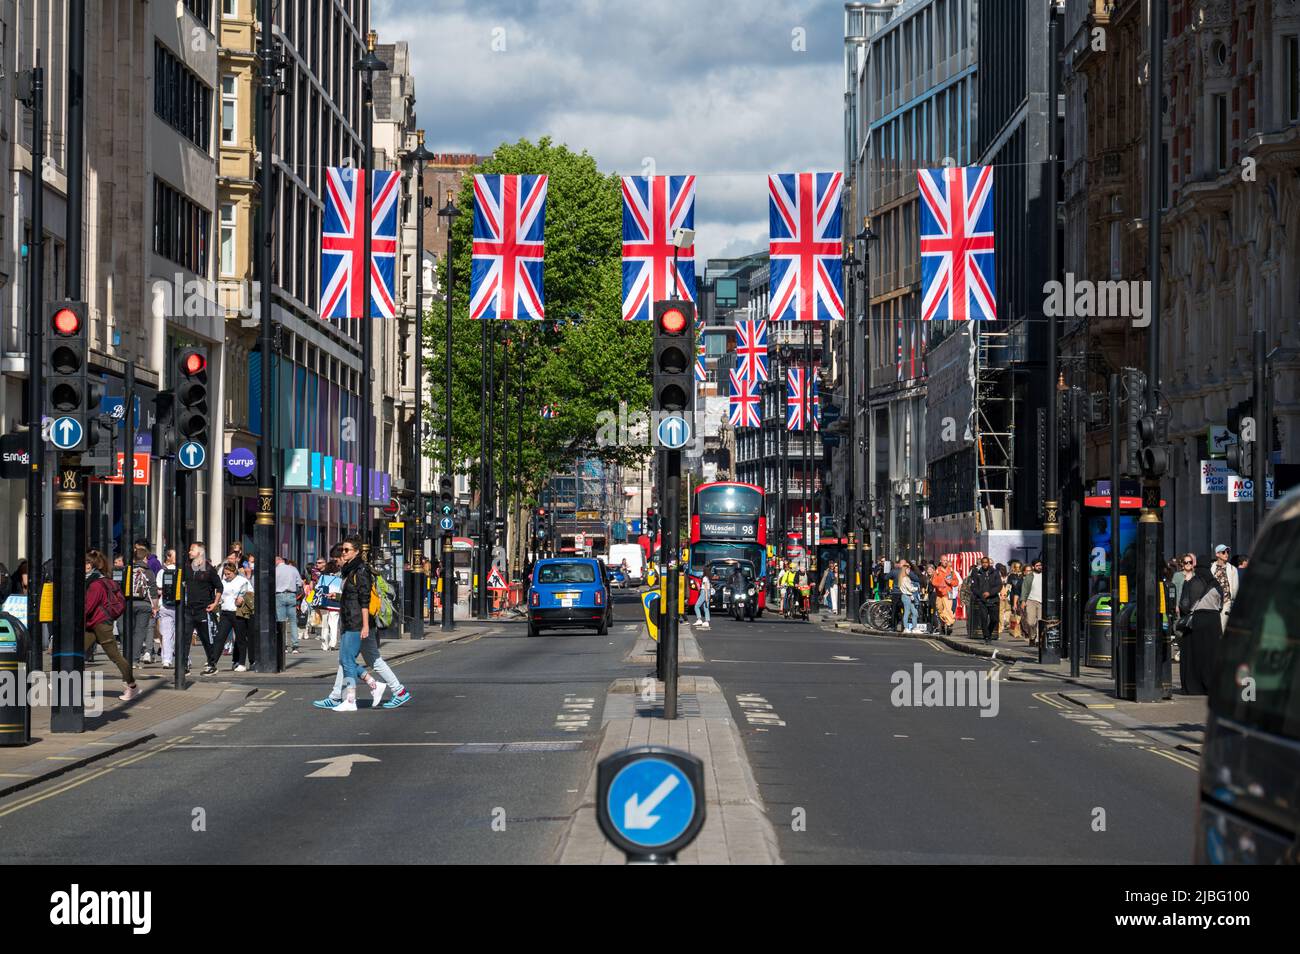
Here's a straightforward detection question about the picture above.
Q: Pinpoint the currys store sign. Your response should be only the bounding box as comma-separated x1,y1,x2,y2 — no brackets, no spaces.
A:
225,447,257,479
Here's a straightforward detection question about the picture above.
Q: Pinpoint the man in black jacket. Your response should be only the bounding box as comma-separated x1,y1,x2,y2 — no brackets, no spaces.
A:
179,542,222,674
967,556,1002,644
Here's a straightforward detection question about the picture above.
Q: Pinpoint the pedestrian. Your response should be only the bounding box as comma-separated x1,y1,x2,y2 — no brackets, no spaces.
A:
155,548,179,668
1177,555,1223,695
995,563,1011,635
968,556,1002,643
930,558,959,635
322,536,374,712
84,550,138,701
315,559,344,651
1211,544,1239,628
217,561,253,672
1020,558,1044,646
274,554,304,655
125,544,159,665
179,542,223,675
1006,560,1024,636
693,572,712,628
819,560,839,616
898,560,919,632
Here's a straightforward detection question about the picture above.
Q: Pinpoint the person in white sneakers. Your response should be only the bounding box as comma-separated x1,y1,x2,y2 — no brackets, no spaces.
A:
315,559,344,652
693,573,712,629
315,538,370,711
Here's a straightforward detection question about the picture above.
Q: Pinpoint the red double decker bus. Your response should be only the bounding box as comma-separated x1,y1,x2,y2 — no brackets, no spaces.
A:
687,481,768,611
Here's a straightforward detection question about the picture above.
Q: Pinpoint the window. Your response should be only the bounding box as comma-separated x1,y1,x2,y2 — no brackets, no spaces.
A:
1287,36,1299,124
154,178,210,275
1214,94,1229,171
154,42,212,152
223,0,236,14
221,74,237,144
183,0,211,27
220,203,236,275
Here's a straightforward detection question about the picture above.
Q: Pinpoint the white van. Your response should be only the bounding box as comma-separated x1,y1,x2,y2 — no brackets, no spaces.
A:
608,543,646,585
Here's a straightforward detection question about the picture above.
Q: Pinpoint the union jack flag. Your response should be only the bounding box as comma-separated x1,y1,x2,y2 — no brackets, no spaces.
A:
695,331,707,382
540,404,559,419
786,366,820,431
768,172,844,321
734,319,769,381
320,167,401,319
470,174,548,320
621,175,696,321
917,165,996,321
728,370,761,428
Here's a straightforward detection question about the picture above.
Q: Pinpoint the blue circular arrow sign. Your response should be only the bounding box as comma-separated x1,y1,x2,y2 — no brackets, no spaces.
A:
656,415,691,450
178,441,207,470
439,516,454,531
50,417,84,451
606,756,696,849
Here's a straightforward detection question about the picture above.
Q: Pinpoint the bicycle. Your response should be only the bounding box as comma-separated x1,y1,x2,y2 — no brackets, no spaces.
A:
858,599,894,631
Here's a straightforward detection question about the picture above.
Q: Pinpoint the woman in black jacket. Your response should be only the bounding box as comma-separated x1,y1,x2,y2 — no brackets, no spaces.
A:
1177,558,1223,695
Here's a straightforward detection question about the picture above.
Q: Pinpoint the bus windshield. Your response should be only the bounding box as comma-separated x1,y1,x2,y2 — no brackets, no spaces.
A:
690,542,766,579
696,485,762,517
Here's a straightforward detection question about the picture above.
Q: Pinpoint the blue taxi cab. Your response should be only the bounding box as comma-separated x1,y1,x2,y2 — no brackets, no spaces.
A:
528,557,609,638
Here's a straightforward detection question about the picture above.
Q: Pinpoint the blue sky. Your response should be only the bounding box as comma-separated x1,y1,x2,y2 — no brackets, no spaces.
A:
373,0,845,265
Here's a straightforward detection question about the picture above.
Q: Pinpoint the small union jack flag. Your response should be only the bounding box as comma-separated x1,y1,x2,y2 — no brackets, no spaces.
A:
917,165,996,321
320,167,401,319
734,319,769,381
728,370,761,428
540,404,558,419
470,174,548,320
768,172,844,321
695,328,707,382
786,366,820,431
621,175,696,321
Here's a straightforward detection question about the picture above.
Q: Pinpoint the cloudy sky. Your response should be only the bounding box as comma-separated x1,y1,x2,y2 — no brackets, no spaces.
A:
373,0,845,266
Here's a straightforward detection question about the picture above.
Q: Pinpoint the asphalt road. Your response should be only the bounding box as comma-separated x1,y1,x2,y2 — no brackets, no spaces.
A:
687,608,1199,864
0,592,648,865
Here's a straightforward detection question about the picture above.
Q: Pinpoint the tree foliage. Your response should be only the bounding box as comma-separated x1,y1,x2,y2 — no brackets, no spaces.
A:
422,138,651,505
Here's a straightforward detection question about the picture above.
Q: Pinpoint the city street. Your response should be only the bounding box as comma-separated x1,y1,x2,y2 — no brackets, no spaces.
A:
0,591,1199,865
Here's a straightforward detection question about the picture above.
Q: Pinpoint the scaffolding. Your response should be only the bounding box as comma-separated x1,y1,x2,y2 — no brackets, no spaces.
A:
973,324,1016,531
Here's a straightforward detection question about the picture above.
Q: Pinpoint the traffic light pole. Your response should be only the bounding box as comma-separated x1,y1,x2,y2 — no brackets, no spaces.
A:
662,448,680,720
1136,2,1165,702
254,0,280,672
22,56,46,676
1253,329,1266,532
1040,2,1062,666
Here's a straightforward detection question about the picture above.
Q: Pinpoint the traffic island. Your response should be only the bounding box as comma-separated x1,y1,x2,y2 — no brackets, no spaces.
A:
557,676,781,864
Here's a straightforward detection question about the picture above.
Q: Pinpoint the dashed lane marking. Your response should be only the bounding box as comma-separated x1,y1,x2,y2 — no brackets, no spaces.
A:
735,693,786,727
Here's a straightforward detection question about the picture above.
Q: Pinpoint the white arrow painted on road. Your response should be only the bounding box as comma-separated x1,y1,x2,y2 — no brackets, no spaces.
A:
623,773,680,830
831,655,858,661
305,754,380,778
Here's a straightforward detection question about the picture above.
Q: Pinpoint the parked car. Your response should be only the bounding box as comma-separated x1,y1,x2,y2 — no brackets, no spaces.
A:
528,557,610,638
1197,485,1300,864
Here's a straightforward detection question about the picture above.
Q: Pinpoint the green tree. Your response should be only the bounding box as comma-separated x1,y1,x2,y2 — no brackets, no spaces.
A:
422,138,652,507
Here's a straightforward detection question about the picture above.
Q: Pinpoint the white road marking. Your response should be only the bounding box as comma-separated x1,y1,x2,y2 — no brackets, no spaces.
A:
305,754,381,778
555,694,595,732
735,692,786,727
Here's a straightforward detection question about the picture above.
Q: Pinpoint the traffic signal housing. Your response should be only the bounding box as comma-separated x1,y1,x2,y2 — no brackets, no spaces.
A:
1121,367,1147,478
43,301,99,449
1226,399,1254,477
652,299,695,415
1139,407,1171,478
175,347,210,450
152,390,178,458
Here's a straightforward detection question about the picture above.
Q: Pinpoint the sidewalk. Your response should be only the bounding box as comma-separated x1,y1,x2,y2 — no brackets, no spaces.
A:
825,617,1208,755
558,676,782,864
0,621,491,798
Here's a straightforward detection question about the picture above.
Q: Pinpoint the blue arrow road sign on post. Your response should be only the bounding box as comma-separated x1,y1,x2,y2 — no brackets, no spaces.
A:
439,516,454,531
50,416,84,451
656,415,691,450
178,441,206,470
597,746,705,859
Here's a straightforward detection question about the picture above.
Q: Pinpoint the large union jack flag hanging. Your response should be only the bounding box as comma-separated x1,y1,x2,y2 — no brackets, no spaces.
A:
321,167,401,319
470,174,548,320
728,370,761,428
786,366,821,431
734,319,769,381
768,172,844,321
917,165,996,321
621,175,696,321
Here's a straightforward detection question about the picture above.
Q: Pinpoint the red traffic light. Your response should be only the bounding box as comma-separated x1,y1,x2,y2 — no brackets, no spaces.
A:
182,352,207,376
658,307,688,335
52,307,81,336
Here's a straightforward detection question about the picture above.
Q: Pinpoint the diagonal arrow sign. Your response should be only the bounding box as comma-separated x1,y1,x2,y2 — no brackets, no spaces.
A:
304,754,380,778
623,773,680,830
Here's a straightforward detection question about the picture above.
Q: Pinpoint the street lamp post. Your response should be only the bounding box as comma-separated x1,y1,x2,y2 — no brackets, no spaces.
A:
1040,3,1063,666
356,31,387,561
406,130,434,639
438,192,459,631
